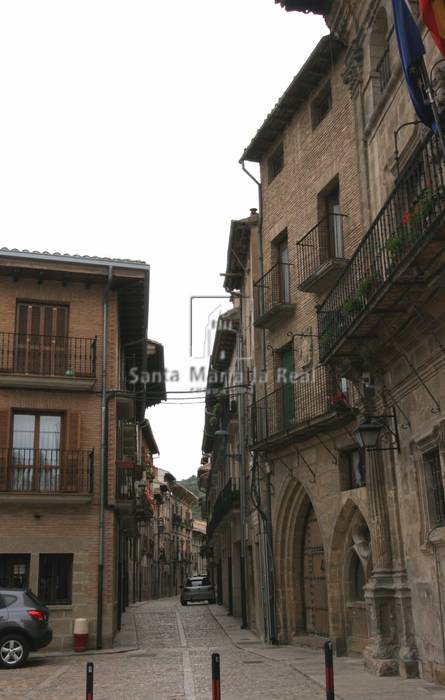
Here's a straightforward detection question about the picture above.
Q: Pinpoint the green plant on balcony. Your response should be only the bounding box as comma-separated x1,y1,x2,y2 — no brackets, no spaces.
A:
385,233,410,255
357,273,380,302
342,296,363,315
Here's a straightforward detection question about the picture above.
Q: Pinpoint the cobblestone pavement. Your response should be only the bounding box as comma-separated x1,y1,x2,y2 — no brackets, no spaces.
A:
1,597,445,699
0,598,324,700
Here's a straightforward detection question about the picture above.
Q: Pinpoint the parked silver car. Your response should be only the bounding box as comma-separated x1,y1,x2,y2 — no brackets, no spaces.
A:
180,576,215,606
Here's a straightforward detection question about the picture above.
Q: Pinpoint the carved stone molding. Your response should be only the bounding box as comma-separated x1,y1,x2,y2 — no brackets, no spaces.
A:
342,39,364,97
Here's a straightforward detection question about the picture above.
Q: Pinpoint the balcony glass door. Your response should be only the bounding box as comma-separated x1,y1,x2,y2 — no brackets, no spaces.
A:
330,202,343,258
12,414,61,492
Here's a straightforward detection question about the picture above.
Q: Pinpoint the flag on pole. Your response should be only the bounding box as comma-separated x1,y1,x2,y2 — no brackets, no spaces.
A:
391,0,435,128
420,0,445,58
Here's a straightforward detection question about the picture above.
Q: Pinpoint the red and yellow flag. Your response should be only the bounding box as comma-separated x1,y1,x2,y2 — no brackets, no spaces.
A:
420,0,445,57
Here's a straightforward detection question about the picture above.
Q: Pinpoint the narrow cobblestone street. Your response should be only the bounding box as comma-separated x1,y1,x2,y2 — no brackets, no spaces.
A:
2,598,445,700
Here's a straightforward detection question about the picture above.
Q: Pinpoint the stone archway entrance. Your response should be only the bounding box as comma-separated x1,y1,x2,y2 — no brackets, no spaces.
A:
302,505,329,636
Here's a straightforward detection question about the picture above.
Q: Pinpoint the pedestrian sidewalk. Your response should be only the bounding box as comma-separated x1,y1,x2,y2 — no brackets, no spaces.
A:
209,604,445,700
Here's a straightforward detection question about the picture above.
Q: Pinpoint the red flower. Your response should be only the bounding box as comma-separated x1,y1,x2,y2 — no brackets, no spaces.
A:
402,210,411,224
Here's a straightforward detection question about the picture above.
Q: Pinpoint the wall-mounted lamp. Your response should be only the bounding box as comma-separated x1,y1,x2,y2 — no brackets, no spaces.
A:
353,408,400,452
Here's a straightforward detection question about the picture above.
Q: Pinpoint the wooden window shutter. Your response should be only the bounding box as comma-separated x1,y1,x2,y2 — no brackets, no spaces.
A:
0,409,10,490
64,412,81,492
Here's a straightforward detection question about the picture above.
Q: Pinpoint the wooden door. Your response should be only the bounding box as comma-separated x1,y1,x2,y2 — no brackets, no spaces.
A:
15,303,68,375
303,506,329,636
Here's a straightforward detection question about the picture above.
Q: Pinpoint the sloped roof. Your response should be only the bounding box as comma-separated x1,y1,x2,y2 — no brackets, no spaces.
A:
240,35,344,163
224,217,253,292
275,0,332,13
0,246,148,269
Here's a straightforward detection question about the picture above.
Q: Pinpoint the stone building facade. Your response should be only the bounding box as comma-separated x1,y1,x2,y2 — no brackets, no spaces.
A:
191,519,207,576
201,1,445,687
151,468,197,598
0,248,165,649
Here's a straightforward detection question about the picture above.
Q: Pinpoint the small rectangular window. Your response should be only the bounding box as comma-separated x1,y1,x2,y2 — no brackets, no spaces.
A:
423,449,445,527
312,83,332,129
0,554,30,588
39,554,73,605
267,143,284,183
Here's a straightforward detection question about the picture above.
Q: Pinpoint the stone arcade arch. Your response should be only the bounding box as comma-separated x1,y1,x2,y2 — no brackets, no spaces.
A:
274,479,329,642
302,505,329,636
329,499,372,655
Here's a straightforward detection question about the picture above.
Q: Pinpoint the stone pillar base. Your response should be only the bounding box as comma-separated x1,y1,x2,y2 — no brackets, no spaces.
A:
364,655,399,676
363,569,419,679
364,655,419,678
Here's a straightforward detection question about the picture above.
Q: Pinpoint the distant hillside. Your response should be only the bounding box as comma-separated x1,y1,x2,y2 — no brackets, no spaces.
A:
179,474,201,517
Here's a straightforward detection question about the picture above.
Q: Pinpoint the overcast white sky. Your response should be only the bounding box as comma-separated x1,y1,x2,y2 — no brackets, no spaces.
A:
0,1,326,480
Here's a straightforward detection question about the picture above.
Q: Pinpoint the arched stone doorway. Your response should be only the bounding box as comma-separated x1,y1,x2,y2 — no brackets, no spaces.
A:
330,500,372,655
302,505,329,637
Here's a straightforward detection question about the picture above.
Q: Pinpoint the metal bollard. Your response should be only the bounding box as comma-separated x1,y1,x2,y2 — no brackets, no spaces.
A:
211,652,221,700
324,641,334,700
86,661,94,700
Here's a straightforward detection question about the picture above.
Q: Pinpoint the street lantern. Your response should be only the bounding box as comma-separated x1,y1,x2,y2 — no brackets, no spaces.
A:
353,418,384,449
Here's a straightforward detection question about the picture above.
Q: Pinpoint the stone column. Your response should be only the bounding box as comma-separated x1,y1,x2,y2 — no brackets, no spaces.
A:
364,449,419,677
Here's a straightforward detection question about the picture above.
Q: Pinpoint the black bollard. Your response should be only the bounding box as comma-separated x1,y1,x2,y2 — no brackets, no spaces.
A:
86,661,94,700
324,641,334,700
212,652,221,700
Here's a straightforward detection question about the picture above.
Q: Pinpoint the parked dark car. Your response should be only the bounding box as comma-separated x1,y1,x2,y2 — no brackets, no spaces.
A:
180,576,215,605
0,589,52,669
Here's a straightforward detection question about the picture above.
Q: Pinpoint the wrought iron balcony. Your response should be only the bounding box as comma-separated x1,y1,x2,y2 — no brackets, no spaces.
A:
0,333,96,386
376,45,392,93
116,461,143,501
207,478,240,541
253,263,295,329
0,448,93,496
251,365,358,445
296,213,348,293
135,484,154,521
317,132,445,362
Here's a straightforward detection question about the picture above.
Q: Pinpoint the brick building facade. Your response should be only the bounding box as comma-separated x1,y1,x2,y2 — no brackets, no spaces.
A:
201,1,445,686
0,248,165,649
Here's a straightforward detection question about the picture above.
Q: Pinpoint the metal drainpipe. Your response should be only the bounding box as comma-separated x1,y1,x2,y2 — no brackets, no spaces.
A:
96,265,113,649
241,160,266,372
240,160,276,642
237,295,248,629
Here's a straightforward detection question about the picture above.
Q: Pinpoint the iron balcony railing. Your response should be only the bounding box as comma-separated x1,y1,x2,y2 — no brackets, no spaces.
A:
318,132,445,360
251,365,351,444
0,448,93,495
116,461,143,501
376,45,391,93
296,213,347,286
253,262,292,323
0,333,97,378
207,477,240,541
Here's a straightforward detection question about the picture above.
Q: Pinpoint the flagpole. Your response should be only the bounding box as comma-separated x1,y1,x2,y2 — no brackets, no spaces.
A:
419,58,445,159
